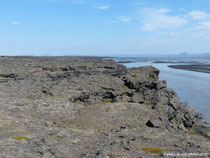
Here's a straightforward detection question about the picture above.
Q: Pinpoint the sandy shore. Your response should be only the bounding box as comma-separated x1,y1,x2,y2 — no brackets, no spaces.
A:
168,64,210,73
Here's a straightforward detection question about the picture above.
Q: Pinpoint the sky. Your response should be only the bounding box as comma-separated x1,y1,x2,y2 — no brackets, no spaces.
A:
1,0,210,56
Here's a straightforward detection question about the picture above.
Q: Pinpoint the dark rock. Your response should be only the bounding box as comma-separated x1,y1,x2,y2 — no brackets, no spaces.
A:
156,96,169,105
146,119,162,128
70,92,90,102
122,66,159,89
0,73,17,78
60,66,75,71
84,100,93,106
155,80,167,89
168,109,178,121
41,87,53,96
146,120,155,127
48,148,65,158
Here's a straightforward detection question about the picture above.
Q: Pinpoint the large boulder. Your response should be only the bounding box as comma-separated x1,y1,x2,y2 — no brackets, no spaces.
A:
122,66,159,89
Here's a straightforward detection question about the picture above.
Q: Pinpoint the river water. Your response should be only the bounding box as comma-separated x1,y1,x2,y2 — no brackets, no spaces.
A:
117,60,210,123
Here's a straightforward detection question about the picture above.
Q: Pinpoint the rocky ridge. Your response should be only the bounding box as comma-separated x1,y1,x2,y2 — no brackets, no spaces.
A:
0,56,209,158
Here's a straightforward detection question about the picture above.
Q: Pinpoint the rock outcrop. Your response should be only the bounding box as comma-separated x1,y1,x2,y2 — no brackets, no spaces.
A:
0,56,209,158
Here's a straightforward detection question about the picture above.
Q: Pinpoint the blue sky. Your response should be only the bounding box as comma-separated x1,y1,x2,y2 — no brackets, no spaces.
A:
1,0,210,56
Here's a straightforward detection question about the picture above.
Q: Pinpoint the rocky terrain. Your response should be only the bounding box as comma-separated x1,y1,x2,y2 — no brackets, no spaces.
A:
0,56,209,158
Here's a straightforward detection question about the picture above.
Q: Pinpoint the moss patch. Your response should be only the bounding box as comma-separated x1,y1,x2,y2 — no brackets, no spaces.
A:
12,136,29,140
141,147,167,153
132,75,138,79
102,98,113,103
143,100,153,107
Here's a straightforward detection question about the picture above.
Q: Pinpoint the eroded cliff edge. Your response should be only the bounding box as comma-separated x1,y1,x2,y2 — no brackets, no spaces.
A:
0,56,209,158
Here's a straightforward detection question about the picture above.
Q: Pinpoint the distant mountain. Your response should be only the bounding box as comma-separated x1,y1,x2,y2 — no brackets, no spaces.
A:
175,53,210,57
179,52,189,56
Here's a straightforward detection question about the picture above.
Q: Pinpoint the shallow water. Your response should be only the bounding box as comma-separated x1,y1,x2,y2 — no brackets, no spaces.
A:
123,61,210,123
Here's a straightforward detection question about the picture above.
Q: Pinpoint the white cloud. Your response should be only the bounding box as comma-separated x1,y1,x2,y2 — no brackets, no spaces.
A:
107,16,131,24
118,16,131,23
95,5,110,10
169,32,175,36
12,21,20,25
189,11,209,20
158,8,170,13
140,8,187,31
196,21,210,29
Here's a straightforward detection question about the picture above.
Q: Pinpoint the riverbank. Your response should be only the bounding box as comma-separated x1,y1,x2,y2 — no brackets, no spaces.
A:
0,56,209,157
168,64,210,74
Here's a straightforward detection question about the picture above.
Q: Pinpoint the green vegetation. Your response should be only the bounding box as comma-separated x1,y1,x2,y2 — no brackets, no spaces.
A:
102,98,113,103
143,100,153,107
12,136,29,140
75,100,84,105
132,75,138,79
141,147,167,153
57,121,72,130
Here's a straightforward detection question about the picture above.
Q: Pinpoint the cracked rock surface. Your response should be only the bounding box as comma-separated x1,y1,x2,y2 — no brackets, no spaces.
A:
0,56,209,158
